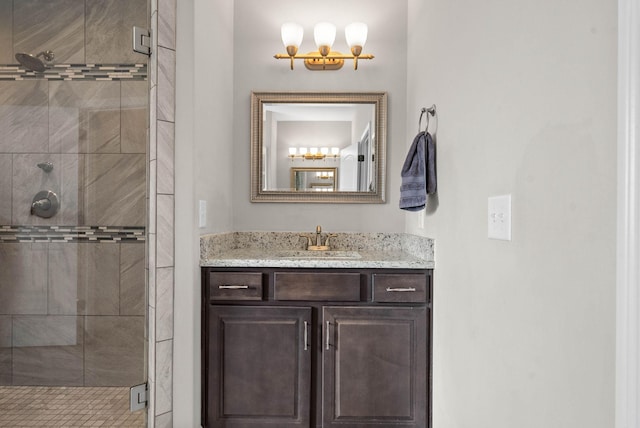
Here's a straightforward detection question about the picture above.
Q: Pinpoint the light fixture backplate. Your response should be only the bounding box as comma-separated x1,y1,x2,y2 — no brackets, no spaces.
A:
303,51,344,70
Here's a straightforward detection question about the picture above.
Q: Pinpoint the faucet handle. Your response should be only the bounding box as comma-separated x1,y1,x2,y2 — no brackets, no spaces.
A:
324,233,338,248
316,225,322,234
299,234,313,249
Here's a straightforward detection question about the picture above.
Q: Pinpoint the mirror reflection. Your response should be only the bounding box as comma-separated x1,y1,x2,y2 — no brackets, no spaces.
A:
251,92,387,203
264,103,373,192
291,167,337,192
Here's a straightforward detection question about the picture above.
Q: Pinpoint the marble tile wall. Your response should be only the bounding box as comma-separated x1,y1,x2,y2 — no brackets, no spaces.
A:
1,0,147,66
0,80,49,154
83,154,146,226
148,0,176,425
0,315,10,385
84,316,145,386
12,315,84,386
0,243,48,315
2,79,147,227
48,81,121,154
0,241,146,387
0,1,12,65
0,156,11,224
85,0,148,64
13,0,85,64
0,0,149,392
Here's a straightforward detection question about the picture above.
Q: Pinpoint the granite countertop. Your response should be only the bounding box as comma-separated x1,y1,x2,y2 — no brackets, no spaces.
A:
200,232,435,269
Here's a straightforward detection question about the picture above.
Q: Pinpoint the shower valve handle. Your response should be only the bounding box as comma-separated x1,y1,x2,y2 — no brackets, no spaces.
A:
31,198,51,212
30,190,59,218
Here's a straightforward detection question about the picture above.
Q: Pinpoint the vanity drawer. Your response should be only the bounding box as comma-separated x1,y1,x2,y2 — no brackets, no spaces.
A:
209,272,263,301
274,272,362,301
372,273,428,303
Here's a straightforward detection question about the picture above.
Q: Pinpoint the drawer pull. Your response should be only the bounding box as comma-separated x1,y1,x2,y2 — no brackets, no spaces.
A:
385,287,417,292
303,321,308,351
218,285,250,290
326,321,330,350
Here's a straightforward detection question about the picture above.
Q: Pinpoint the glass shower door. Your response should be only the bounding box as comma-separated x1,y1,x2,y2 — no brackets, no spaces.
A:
0,0,149,425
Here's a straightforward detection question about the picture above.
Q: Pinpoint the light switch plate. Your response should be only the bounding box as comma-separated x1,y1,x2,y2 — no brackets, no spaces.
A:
198,200,207,228
488,194,511,240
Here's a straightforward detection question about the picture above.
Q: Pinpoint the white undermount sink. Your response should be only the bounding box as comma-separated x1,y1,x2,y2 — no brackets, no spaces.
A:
274,250,362,260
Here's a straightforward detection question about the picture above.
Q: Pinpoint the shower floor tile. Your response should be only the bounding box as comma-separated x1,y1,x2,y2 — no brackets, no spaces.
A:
0,386,145,427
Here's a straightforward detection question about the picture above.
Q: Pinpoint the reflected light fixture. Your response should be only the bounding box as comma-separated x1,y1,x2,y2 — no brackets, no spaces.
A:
316,171,334,179
275,22,373,71
288,147,341,160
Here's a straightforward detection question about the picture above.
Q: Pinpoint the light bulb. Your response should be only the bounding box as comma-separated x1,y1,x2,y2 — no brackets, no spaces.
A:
345,22,368,50
320,147,329,155
310,147,318,155
314,22,336,56
331,147,340,156
299,147,307,155
288,147,297,156
281,23,303,51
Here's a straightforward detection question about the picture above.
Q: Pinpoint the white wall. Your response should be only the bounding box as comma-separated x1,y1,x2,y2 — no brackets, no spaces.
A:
405,1,617,427
176,0,618,426
194,1,235,234
231,0,407,233
174,0,235,425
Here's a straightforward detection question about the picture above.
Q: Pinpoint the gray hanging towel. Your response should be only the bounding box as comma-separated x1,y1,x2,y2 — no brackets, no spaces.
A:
399,131,437,211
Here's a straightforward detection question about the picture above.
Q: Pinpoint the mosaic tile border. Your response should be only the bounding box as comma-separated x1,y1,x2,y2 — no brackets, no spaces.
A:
0,64,147,81
0,225,145,243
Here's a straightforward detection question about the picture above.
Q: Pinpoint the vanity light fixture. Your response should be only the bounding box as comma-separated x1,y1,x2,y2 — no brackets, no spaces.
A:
288,146,341,160
316,171,334,179
275,22,374,71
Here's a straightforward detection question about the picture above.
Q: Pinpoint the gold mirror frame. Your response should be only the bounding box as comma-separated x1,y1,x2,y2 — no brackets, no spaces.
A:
250,91,387,203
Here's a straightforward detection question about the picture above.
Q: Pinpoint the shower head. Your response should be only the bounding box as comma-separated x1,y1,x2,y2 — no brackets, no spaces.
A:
15,50,55,72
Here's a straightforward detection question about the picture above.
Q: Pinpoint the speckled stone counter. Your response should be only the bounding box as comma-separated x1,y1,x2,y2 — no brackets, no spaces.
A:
200,232,435,269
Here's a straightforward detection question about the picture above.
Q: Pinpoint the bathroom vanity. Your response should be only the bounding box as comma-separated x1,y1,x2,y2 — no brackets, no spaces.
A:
200,232,434,428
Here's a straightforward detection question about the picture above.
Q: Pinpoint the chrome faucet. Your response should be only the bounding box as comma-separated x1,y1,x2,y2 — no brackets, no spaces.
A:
300,225,337,251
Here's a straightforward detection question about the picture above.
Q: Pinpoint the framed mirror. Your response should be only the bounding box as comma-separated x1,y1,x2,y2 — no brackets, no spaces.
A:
250,91,387,203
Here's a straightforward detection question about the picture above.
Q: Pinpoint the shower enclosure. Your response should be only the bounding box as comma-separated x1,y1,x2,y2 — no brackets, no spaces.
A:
0,0,149,425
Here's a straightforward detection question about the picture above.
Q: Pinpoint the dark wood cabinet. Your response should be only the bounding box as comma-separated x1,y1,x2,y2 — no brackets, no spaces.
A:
202,268,432,428
322,306,427,428
206,306,312,427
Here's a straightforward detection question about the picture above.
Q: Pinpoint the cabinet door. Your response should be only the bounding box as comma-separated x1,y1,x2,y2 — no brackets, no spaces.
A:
323,306,428,428
207,306,312,428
